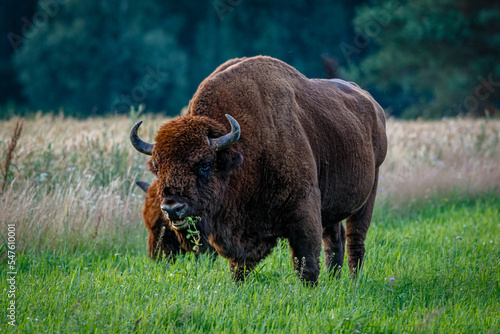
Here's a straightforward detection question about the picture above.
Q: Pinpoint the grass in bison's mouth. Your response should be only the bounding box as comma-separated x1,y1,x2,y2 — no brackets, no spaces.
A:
169,216,203,251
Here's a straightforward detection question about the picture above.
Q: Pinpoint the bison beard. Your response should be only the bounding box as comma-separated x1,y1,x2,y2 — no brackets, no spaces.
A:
130,56,387,285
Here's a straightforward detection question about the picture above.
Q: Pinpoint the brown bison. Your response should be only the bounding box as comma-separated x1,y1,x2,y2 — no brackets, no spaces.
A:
130,56,387,284
135,179,215,258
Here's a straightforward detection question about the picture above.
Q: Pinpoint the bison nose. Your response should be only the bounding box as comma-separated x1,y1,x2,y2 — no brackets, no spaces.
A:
161,202,187,221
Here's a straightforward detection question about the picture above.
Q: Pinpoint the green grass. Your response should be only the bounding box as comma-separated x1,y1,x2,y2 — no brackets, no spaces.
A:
1,195,499,333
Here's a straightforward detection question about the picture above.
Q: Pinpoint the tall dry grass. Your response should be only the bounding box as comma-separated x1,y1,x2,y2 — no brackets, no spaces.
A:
0,113,499,253
0,113,168,253
379,118,500,208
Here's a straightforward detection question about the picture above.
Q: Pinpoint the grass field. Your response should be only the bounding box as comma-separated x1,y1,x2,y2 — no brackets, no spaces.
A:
1,114,499,333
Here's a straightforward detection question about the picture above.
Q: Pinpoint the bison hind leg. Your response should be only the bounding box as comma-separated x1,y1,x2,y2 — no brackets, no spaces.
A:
322,221,346,279
346,168,380,278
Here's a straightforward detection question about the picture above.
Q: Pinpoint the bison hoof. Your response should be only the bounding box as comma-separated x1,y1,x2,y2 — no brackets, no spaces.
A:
230,263,252,282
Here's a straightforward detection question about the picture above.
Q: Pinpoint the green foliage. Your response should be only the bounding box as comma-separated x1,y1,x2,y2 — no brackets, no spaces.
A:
8,0,364,117
185,216,202,252
209,0,352,78
13,1,188,116
345,0,500,118
1,195,499,332
3,0,500,118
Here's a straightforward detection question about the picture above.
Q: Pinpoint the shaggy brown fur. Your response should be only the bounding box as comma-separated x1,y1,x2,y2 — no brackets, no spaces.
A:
141,56,387,284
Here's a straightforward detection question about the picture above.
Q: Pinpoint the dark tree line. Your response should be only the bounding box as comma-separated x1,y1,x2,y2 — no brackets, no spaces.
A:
1,0,498,118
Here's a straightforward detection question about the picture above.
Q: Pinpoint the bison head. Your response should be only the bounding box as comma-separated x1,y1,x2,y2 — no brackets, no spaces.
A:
130,115,243,233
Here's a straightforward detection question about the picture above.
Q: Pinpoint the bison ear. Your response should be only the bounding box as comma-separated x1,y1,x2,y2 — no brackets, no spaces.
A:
217,150,243,172
231,152,243,170
148,159,159,176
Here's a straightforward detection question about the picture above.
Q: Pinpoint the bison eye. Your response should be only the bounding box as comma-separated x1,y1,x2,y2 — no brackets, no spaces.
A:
199,163,211,174
196,162,212,180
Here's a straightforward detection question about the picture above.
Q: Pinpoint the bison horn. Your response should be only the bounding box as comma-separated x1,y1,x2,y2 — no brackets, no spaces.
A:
130,121,154,155
135,181,150,193
209,114,241,151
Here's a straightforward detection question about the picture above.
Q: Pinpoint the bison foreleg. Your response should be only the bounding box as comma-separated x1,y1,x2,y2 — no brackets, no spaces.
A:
345,169,379,278
287,192,323,285
323,221,346,279
288,235,321,285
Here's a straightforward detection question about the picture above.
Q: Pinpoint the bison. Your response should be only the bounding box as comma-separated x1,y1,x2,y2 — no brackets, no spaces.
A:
130,56,387,284
135,179,215,259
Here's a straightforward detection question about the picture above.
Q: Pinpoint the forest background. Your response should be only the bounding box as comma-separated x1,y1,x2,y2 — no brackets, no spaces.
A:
1,0,499,119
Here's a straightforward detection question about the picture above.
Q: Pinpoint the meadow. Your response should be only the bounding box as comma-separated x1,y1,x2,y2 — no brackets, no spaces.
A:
0,114,499,333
